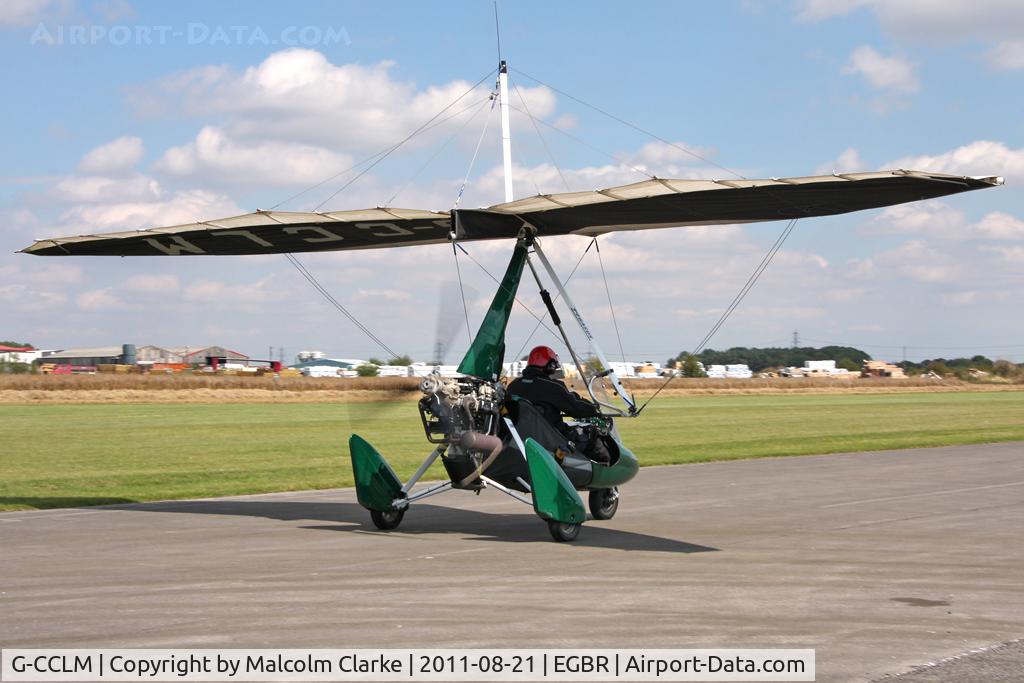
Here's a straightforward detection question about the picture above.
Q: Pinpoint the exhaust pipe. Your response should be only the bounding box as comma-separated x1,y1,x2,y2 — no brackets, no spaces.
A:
457,431,504,487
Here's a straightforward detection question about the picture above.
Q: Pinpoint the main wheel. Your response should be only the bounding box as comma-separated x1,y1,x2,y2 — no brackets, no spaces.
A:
547,520,581,542
370,508,405,530
589,487,619,520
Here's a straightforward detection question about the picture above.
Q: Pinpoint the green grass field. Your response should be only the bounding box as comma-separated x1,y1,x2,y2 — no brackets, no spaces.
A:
1,391,1022,511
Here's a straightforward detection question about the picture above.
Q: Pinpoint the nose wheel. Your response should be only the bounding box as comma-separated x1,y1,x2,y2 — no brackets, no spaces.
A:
588,487,619,520
370,508,405,530
547,520,582,542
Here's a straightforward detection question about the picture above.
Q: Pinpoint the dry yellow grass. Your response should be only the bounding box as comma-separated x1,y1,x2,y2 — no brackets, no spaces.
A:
0,373,1020,404
0,373,421,392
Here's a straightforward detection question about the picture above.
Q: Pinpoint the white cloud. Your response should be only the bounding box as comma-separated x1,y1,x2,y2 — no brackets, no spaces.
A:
887,140,1024,178
181,277,291,312
862,203,1024,243
0,0,59,26
842,46,919,93
58,188,242,231
154,126,353,187
816,147,868,175
864,202,967,239
973,212,1024,240
51,173,161,203
76,288,123,311
351,289,412,303
124,274,180,293
131,49,557,153
77,136,144,174
986,41,1024,70
981,245,1024,263
627,140,720,172
797,0,1024,43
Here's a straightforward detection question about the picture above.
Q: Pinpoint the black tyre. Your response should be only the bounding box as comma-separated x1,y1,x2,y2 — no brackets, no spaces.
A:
370,508,405,530
547,520,581,542
589,487,619,520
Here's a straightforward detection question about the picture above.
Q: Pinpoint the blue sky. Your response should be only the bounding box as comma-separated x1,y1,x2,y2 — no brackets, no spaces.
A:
2,0,1023,363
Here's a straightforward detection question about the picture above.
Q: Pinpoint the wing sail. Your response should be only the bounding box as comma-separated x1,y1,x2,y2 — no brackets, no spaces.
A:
21,208,453,256
21,171,1001,256
461,170,1005,238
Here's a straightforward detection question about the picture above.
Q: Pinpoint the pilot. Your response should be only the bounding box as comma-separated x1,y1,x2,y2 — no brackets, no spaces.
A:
507,345,610,464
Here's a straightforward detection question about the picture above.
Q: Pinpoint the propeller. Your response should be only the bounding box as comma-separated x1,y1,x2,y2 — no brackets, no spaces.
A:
431,280,477,366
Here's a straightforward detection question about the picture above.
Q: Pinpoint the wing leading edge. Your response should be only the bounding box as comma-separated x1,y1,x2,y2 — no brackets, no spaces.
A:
20,171,1002,256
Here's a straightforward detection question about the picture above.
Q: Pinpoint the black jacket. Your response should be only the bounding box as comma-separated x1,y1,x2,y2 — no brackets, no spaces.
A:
507,366,598,430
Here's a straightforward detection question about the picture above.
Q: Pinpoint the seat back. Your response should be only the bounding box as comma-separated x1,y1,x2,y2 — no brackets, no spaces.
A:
509,398,570,454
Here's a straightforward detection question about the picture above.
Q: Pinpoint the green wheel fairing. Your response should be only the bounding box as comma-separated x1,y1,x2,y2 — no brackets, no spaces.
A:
349,434,404,511
588,437,639,489
524,438,586,524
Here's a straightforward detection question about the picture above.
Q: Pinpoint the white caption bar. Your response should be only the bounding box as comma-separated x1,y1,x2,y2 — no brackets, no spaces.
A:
1,649,814,681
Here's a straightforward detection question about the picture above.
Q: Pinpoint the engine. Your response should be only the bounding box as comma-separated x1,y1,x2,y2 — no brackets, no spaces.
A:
418,373,506,489
418,374,504,444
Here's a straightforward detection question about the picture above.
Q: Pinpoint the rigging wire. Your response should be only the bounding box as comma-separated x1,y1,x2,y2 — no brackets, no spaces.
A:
513,68,747,181
454,95,498,208
506,103,654,180
493,1,502,63
385,95,492,206
301,68,498,212
452,242,475,346
512,81,571,192
511,238,597,362
270,90,494,211
594,237,627,366
284,253,400,360
636,218,800,414
454,243,562,342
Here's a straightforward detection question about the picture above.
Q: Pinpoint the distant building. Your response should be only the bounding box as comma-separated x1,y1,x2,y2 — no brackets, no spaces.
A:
706,364,752,379
787,360,852,378
42,345,131,366
862,360,907,378
290,358,361,378
409,363,463,378
0,345,40,364
168,346,250,366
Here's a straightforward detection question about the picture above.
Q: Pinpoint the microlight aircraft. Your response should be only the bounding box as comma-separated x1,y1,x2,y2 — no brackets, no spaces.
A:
21,60,1001,541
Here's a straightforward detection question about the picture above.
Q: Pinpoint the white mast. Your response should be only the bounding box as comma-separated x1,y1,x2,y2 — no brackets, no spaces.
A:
498,60,514,203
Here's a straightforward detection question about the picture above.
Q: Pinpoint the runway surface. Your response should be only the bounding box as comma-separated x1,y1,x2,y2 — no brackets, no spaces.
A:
2,442,1023,681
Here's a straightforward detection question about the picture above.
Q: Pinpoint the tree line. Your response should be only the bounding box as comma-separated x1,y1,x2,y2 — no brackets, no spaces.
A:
669,346,872,374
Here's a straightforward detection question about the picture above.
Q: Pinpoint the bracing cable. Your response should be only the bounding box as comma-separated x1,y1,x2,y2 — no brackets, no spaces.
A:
284,253,400,360
511,238,596,362
454,96,498,208
452,242,474,346
636,218,800,414
283,68,498,212
506,103,654,180
270,83,495,211
595,237,627,366
385,96,493,207
454,243,561,341
513,68,746,180
512,81,571,192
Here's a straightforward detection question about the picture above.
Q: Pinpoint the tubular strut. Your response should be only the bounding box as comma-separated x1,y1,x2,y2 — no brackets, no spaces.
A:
524,234,636,415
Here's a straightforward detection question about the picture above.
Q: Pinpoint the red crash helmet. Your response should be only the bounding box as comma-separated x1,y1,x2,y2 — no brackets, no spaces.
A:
527,345,560,370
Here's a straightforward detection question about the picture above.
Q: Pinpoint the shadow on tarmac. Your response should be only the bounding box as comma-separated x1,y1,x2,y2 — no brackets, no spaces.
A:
117,499,718,554
0,496,139,509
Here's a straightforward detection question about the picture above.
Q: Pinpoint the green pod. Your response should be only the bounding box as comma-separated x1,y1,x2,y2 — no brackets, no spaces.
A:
525,438,586,524
349,434,403,511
